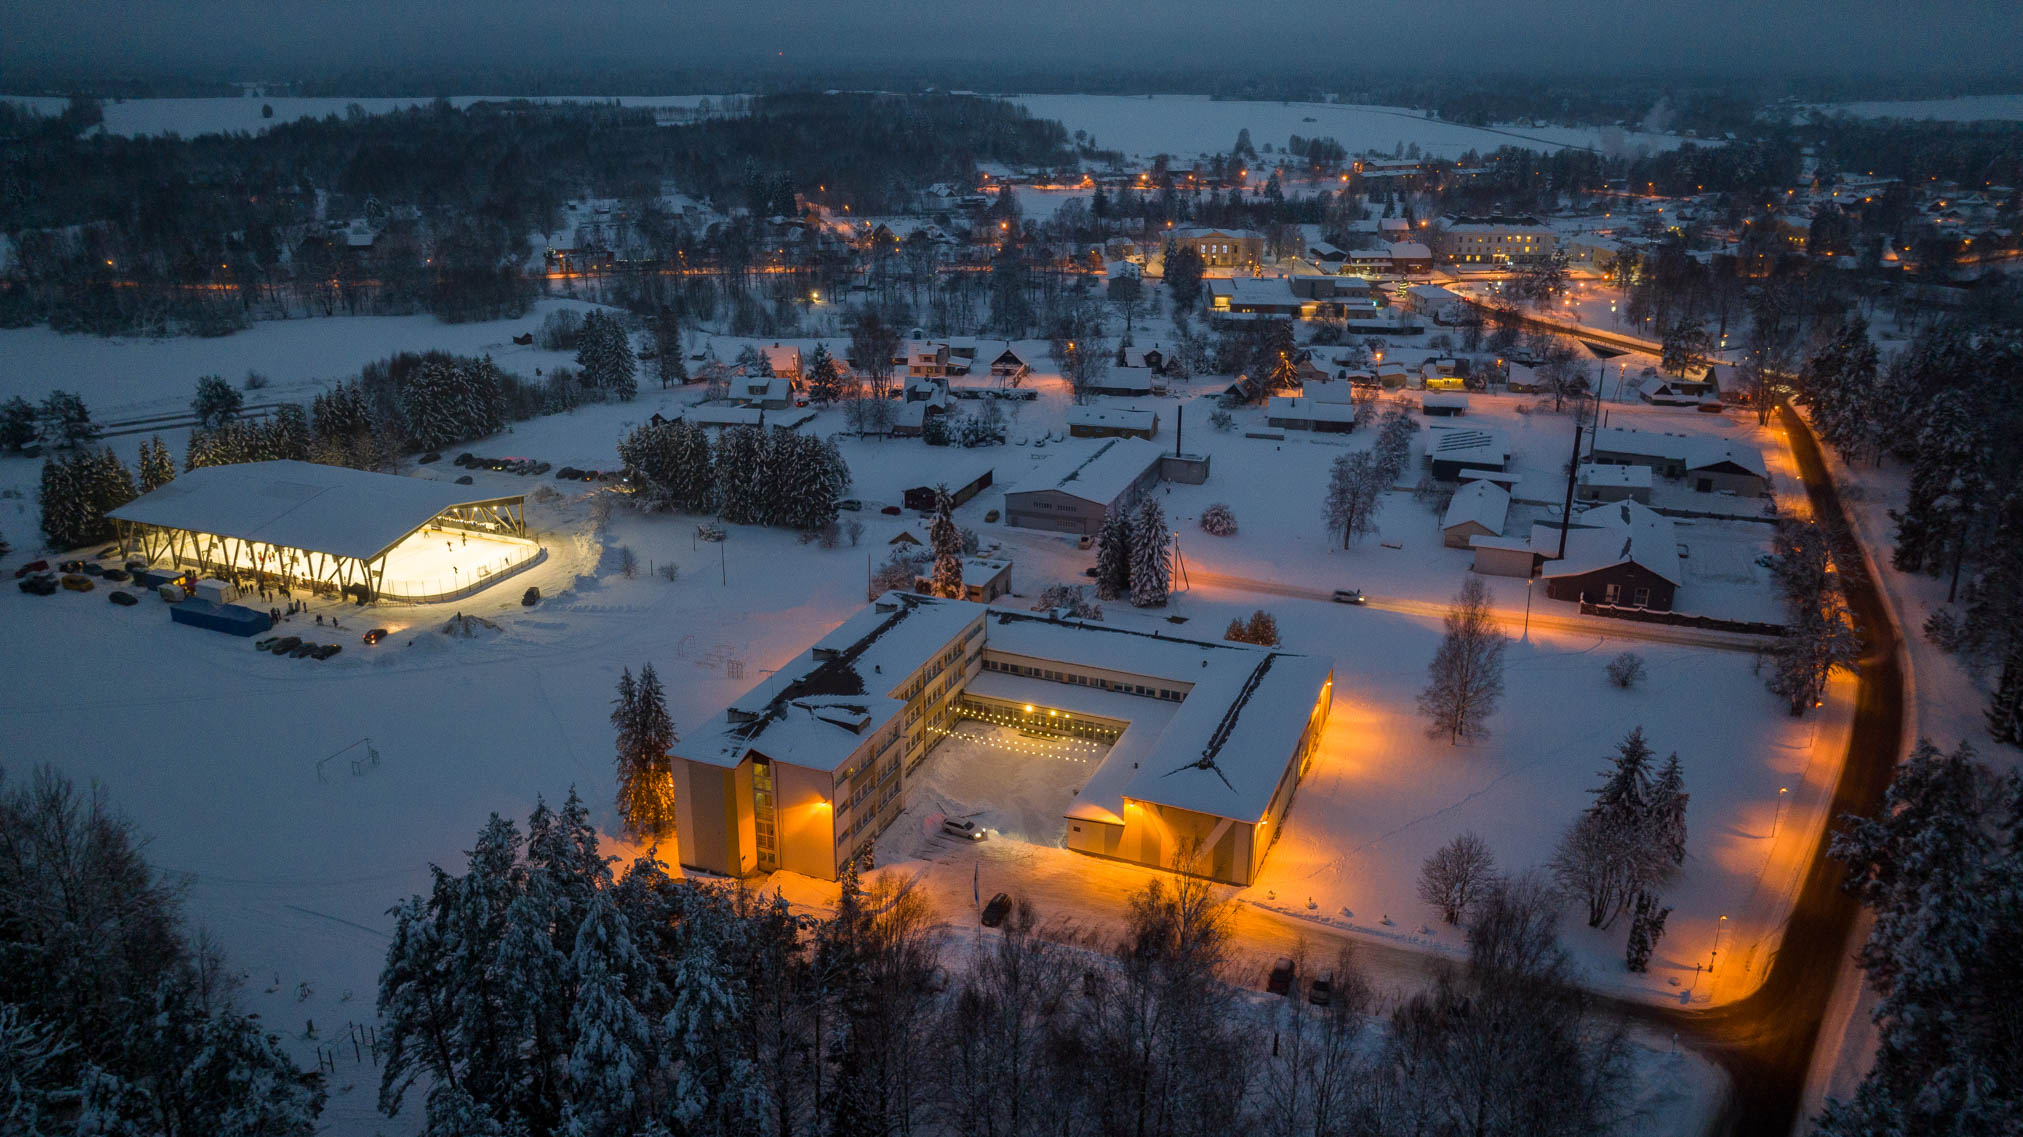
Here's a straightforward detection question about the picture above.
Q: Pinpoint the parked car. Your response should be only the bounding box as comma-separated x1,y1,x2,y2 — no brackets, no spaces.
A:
18,575,57,596
80,563,105,577
289,642,317,658
60,574,94,592
362,628,388,645
313,644,343,660
838,499,863,511
14,560,49,578
1266,957,1296,997
1331,589,1366,605
455,475,474,485
101,568,130,582
985,509,1000,523
941,817,985,842
269,636,302,654
880,505,902,516
530,462,551,475
109,591,139,607
1083,566,1099,578
521,586,541,607
59,560,85,574
980,892,1013,928
419,451,441,464
1307,968,1334,1007
254,636,279,651
453,452,474,467
1076,535,1093,550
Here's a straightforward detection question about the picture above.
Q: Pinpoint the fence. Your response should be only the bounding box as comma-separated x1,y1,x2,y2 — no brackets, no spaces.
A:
1578,600,1785,638
377,547,546,605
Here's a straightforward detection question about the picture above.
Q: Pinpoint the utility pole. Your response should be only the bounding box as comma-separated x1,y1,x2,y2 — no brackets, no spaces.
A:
1557,416,1583,559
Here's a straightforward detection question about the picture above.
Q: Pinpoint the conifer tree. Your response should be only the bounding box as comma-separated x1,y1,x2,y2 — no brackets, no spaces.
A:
1129,497,1170,607
611,666,678,841
191,374,244,429
929,486,963,598
714,426,764,525
806,342,845,404
561,892,653,1137
649,306,687,388
1093,508,1132,600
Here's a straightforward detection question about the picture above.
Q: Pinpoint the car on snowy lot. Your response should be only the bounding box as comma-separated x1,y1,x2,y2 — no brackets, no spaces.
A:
101,568,130,582
521,587,541,607
1307,968,1334,1007
1076,535,1093,550
254,636,279,651
880,505,902,516
980,892,1013,928
61,574,94,592
313,644,343,660
109,591,139,607
268,636,302,655
1331,589,1366,605
18,575,57,596
453,452,475,467
1266,957,1296,996
81,563,105,577
289,642,318,658
941,818,985,841
15,560,49,578
838,499,862,511
419,451,441,464
454,475,474,485
59,560,86,574
529,462,551,476
362,628,388,645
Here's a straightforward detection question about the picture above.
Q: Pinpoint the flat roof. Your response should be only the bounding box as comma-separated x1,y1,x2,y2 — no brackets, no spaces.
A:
108,460,520,564
1267,396,1358,423
1067,405,1157,429
984,613,1333,822
1008,437,1163,507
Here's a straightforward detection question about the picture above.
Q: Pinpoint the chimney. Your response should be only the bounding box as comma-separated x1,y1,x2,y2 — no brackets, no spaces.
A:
1175,404,1183,457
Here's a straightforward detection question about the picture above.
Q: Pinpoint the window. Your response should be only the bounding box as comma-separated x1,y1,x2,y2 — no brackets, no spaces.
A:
1632,587,1651,608
1604,583,1621,604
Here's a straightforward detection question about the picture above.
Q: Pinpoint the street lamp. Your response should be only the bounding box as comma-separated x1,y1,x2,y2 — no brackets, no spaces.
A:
1771,786,1790,841
1523,577,1535,639
1710,914,1728,973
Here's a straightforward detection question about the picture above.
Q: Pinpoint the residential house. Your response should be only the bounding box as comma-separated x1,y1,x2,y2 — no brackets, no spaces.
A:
730,375,793,409
904,340,951,378
1587,428,1769,496
1266,397,1357,434
1429,214,1557,266
987,345,1032,383
916,558,1013,603
1441,480,1510,548
902,463,995,512
1424,426,1510,481
1404,284,1465,323
1540,500,1682,610
1577,463,1654,503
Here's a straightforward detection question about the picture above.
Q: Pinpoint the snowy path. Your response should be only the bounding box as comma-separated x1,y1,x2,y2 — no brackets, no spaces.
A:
1187,569,1775,653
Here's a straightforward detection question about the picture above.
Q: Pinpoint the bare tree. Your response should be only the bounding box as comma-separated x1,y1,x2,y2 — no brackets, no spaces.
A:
1417,576,1507,743
1061,335,1111,404
1417,832,1501,924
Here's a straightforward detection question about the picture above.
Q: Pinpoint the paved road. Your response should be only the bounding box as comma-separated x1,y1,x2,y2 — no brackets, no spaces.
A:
1186,568,1775,654
1636,403,1903,1136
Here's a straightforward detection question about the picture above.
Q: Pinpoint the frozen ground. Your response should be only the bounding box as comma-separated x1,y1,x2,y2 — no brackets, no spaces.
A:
3,94,736,137
1011,94,1705,162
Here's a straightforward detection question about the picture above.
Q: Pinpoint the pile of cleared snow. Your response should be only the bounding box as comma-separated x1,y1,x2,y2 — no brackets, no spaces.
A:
437,613,502,639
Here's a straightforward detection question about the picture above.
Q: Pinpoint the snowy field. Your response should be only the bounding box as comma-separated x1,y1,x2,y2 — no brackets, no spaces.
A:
3,93,736,137
1011,94,1705,161
1797,94,2023,122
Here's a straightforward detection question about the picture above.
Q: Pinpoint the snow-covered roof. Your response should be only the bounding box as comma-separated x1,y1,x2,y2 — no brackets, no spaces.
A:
731,375,791,403
1578,463,1654,488
1067,405,1157,431
1267,396,1358,424
1406,284,1460,301
1426,426,1509,466
1540,500,1681,585
1011,437,1164,506
1589,427,1766,477
981,612,1334,823
1421,391,1469,409
680,406,817,430
1442,479,1510,535
107,460,518,564
1388,241,1431,258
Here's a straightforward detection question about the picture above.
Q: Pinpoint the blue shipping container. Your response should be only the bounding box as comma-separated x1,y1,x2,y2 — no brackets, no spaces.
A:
169,597,273,637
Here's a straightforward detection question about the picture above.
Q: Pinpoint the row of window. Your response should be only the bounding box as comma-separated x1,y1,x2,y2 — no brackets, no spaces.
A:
980,657,1185,701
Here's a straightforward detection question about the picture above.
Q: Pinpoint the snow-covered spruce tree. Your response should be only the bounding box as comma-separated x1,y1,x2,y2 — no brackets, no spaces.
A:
786,434,842,532
1371,404,1419,483
1988,638,2023,745
1417,575,1506,743
1624,892,1670,972
929,486,964,598
38,389,97,448
1129,497,1170,608
751,427,792,528
713,425,764,525
1649,751,1689,872
1821,739,2022,1134
0,395,36,450
1417,831,1500,924
1891,389,1987,577
398,356,469,451
560,891,654,1137
670,420,715,514
1323,450,1384,548
1092,507,1132,601
1031,583,1102,620
611,665,678,841
269,403,312,460
649,306,686,388
616,419,684,511
1552,727,1681,929
805,342,844,404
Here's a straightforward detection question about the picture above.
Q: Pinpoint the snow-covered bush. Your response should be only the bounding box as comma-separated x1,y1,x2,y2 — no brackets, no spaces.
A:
1605,652,1646,690
1208,409,1235,432
1199,503,1237,537
1032,583,1104,620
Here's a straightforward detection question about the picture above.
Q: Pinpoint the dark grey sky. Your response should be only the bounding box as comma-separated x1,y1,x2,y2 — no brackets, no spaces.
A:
4,0,2015,84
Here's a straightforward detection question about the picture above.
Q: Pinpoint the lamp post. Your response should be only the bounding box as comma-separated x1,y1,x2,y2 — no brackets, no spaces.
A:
1710,913,1728,974
1523,576,1535,640
1771,785,1790,842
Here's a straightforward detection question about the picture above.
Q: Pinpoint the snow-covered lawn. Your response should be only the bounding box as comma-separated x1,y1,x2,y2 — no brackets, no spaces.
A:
1011,94,1705,162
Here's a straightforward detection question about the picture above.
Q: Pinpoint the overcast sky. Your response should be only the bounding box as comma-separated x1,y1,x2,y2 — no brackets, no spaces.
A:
4,0,2015,86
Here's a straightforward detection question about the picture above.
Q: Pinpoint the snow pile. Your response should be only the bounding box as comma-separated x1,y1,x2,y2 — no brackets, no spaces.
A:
437,613,502,639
